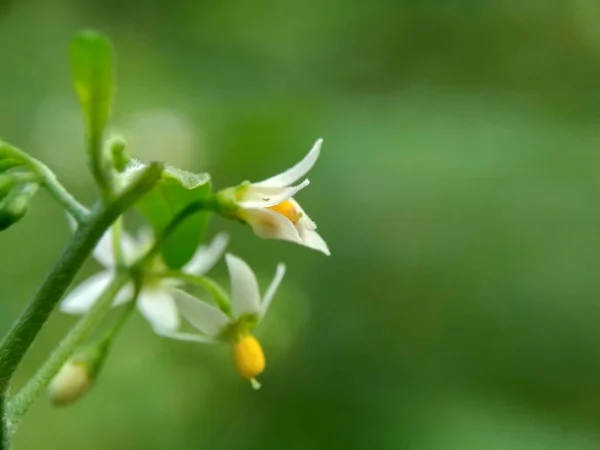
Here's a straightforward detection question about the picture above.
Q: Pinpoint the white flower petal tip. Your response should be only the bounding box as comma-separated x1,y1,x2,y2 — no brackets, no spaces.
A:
60,272,114,314
184,232,230,275
253,138,323,187
259,262,286,318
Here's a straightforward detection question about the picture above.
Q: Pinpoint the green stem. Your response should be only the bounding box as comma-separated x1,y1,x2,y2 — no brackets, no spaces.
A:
104,286,138,343
164,271,231,314
0,141,89,222
136,195,219,267
0,163,161,445
0,391,7,450
88,133,113,200
111,216,125,267
7,273,129,426
36,165,89,223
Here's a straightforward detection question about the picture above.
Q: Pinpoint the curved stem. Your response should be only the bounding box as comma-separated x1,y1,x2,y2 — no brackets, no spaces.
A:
164,271,231,314
37,166,89,223
0,141,90,223
7,273,129,427
0,163,162,447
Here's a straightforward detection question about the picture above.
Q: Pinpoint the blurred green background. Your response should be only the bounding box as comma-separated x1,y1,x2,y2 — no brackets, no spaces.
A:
3,0,600,448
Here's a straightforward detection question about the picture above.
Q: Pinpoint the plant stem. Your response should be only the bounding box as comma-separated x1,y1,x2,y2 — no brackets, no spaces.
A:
111,216,125,267
0,163,161,446
163,271,231,314
7,273,129,426
36,165,89,223
0,391,7,450
0,141,89,223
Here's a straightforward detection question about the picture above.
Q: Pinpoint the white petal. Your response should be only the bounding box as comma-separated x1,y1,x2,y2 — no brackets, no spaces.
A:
290,199,331,256
60,272,113,314
171,289,230,338
113,282,135,306
153,329,217,343
298,227,330,256
241,208,302,243
238,180,310,209
260,263,286,319
137,290,180,332
226,253,261,319
93,227,138,268
253,138,322,187
183,233,229,275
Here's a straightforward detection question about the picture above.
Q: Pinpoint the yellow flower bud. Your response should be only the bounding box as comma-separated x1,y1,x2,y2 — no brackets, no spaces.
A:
231,335,265,385
48,361,93,407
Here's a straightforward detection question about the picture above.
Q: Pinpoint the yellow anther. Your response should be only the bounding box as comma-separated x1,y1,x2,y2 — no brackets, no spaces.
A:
268,200,302,224
231,335,266,381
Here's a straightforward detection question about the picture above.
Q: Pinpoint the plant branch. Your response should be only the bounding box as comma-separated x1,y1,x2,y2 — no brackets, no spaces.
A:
7,273,129,426
0,163,161,395
0,141,90,223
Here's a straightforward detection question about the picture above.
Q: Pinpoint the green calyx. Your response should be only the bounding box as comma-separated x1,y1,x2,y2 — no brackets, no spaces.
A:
219,314,260,343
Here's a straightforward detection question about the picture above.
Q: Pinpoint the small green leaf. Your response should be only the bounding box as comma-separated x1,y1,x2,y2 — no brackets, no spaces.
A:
130,163,212,269
70,31,114,137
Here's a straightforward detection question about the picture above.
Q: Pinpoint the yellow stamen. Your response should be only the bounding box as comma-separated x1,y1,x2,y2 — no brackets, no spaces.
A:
231,335,266,381
268,200,302,224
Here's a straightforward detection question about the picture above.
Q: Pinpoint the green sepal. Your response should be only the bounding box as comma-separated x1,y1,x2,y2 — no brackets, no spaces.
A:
71,339,111,381
125,160,212,269
0,182,39,231
70,31,114,138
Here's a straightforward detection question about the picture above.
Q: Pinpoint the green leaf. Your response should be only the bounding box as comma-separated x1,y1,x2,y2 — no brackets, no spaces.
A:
132,163,212,269
70,31,114,137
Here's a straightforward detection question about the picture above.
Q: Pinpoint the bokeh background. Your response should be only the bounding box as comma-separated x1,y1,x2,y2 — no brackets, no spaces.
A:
2,0,600,448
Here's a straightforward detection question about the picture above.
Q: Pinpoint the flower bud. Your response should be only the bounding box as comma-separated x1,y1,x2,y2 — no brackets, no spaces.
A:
0,182,38,231
48,340,110,407
0,174,17,199
48,361,94,406
109,136,130,173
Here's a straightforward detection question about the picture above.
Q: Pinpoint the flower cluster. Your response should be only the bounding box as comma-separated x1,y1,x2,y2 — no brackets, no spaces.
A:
57,139,329,394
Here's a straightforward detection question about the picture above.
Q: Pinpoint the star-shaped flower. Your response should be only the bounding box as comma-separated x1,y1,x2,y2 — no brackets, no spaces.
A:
60,227,229,334
166,253,286,388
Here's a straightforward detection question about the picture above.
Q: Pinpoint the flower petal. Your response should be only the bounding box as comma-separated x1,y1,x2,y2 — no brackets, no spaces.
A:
241,208,302,243
298,227,330,256
172,288,230,338
60,272,113,314
253,138,322,187
153,329,217,343
137,290,180,332
290,199,331,255
183,233,229,275
226,253,261,319
93,227,138,268
238,180,310,209
260,263,286,319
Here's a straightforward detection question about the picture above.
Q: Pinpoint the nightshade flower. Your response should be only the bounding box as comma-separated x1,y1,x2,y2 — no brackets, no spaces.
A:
232,139,330,256
60,227,229,334
166,253,286,388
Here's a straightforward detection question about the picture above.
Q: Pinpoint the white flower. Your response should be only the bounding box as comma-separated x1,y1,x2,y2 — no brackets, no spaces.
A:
165,253,286,387
60,227,229,334
234,139,330,256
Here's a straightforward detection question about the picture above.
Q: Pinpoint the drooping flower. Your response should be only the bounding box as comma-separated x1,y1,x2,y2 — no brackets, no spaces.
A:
60,227,229,334
230,139,330,256
165,253,286,388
